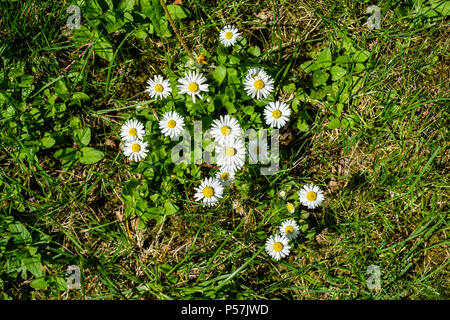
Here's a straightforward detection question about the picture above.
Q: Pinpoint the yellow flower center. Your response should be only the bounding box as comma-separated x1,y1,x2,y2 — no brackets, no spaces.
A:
225,31,233,40
221,172,230,181
286,203,294,212
221,126,231,136
254,80,264,90
202,186,214,198
272,109,282,119
272,242,283,252
154,84,164,92
168,120,176,128
128,128,137,136
285,226,294,234
197,53,207,65
306,191,317,201
225,147,236,157
188,82,199,92
131,144,141,152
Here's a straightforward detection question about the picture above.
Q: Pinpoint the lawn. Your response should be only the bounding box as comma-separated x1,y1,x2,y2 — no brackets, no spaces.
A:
0,0,448,300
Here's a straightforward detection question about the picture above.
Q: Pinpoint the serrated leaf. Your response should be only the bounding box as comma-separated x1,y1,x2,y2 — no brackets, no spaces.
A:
79,147,104,164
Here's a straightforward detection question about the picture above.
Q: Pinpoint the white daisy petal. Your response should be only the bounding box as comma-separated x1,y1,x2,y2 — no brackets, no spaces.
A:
264,101,291,129
146,75,172,100
194,177,224,207
210,114,242,145
159,111,185,139
120,119,146,142
265,234,291,261
299,184,325,209
177,71,209,104
219,25,240,47
279,219,300,241
243,71,274,100
215,138,246,172
215,166,236,187
123,140,148,162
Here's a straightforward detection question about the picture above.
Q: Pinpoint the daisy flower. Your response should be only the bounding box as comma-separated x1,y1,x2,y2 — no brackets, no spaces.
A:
243,72,274,100
215,166,236,187
279,219,300,241
123,140,148,162
194,177,224,207
145,75,172,100
279,190,287,199
286,202,295,214
264,101,291,129
159,111,185,139
219,25,240,47
299,184,325,209
265,234,291,261
177,71,209,104
120,119,145,142
215,138,246,171
245,67,268,80
210,114,242,145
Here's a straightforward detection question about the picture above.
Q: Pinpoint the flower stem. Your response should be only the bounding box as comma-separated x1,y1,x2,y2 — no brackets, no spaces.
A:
160,0,194,60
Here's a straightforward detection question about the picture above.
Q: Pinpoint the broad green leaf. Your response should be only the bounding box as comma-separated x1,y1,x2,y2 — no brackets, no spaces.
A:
41,136,56,149
75,128,91,147
316,48,332,69
54,148,78,161
71,92,90,101
30,278,48,290
9,222,32,245
300,60,315,73
119,0,135,12
313,70,329,87
248,46,261,57
164,201,178,215
23,256,42,277
166,4,189,19
212,65,227,85
328,118,341,129
330,66,347,81
55,80,69,100
94,36,114,62
352,50,370,63
80,147,104,164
